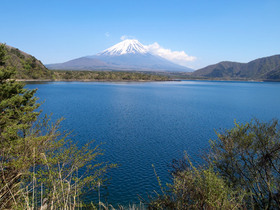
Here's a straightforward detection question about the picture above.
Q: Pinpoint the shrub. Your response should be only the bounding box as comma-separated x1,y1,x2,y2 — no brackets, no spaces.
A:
150,119,280,209
209,119,280,209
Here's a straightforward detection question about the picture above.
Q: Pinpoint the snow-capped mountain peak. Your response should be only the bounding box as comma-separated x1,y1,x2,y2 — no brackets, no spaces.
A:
47,38,193,72
98,39,148,56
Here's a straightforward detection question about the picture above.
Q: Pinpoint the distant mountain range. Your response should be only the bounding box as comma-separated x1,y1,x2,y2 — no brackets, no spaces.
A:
2,42,280,81
192,55,280,80
46,39,193,72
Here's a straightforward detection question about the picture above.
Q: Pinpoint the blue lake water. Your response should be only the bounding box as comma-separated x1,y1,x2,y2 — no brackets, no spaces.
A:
26,80,280,205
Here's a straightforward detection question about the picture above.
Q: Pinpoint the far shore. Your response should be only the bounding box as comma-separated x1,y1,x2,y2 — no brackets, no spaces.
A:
16,79,174,82
15,78,280,83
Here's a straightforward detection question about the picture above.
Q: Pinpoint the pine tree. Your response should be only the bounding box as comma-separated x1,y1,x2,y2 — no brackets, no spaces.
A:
1,43,41,207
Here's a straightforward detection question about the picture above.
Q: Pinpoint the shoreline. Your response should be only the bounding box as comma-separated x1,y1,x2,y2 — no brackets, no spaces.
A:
16,78,280,83
16,79,173,82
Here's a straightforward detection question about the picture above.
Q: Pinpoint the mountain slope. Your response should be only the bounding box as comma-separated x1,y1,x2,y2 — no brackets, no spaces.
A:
47,39,193,72
47,57,110,70
192,55,280,80
1,44,52,79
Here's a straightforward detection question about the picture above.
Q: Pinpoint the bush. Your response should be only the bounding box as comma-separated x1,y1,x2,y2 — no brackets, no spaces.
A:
149,156,245,209
209,119,280,209
150,119,280,209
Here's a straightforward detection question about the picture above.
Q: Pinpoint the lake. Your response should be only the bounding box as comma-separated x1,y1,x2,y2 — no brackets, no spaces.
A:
26,80,280,205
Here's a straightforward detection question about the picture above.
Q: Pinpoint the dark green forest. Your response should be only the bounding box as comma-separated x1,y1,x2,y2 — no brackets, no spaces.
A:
52,70,169,81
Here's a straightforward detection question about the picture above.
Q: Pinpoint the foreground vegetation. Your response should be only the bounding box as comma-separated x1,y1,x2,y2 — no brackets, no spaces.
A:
150,119,280,209
0,44,116,209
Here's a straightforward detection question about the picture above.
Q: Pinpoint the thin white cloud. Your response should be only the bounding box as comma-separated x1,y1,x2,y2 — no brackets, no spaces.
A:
146,42,196,67
120,35,135,40
120,35,127,40
105,32,110,37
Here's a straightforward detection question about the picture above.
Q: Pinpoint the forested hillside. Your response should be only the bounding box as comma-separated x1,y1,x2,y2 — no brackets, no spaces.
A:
0,44,53,79
192,54,280,81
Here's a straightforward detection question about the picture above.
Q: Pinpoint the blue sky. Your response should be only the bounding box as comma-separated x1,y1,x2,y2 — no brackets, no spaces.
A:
1,0,279,69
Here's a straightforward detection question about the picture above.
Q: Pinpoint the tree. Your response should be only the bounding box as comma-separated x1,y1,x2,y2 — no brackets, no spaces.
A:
209,119,280,209
0,44,6,66
149,119,280,209
0,44,115,209
0,45,40,208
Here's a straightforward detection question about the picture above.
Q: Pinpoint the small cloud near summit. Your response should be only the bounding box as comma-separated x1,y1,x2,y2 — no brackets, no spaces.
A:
105,32,110,37
120,35,135,40
146,42,196,67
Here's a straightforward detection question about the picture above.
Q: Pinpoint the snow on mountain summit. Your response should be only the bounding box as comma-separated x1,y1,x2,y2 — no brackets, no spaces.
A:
98,39,148,56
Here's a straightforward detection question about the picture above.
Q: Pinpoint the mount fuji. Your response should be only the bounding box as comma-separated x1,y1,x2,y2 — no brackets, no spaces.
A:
46,39,193,72
98,39,148,55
